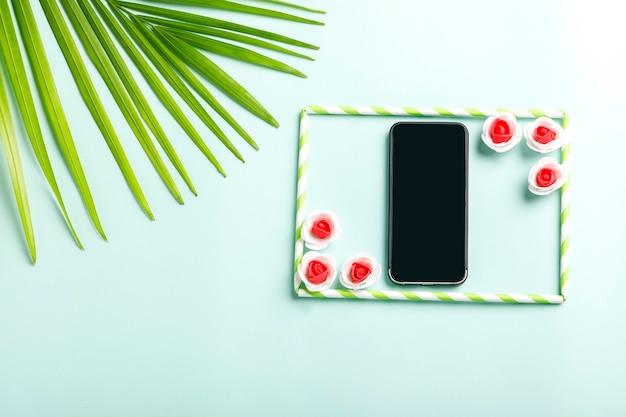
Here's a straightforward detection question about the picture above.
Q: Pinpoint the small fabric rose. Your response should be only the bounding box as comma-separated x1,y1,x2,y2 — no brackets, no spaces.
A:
528,157,567,196
301,210,341,250
481,112,522,152
297,251,337,291
524,117,564,153
339,253,382,290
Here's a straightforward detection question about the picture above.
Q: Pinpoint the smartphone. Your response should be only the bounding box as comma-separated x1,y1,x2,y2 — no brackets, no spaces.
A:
388,122,468,285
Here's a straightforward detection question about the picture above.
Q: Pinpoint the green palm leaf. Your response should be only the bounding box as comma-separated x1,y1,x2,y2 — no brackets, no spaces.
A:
59,0,184,206
90,0,226,177
109,4,246,162
147,22,264,147
114,1,320,49
12,0,107,240
132,9,271,139
0,0,82,249
161,26,308,77
0,68,36,263
140,0,324,25
140,15,315,60
155,27,279,126
39,0,155,220
248,0,326,14
76,0,197,196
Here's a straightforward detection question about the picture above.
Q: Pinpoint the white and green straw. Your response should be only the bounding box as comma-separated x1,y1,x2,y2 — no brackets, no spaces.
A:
293,105,571,304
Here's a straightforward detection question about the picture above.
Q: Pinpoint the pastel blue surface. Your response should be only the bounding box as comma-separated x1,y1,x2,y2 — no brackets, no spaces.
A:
1,1,625,416
304,115,561,295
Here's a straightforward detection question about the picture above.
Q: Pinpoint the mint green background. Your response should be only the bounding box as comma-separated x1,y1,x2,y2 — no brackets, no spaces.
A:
1,1,624,416
305,115,561,295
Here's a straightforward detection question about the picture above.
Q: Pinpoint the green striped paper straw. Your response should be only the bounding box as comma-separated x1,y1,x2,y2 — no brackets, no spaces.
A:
559,113,571,300
294,106,570,304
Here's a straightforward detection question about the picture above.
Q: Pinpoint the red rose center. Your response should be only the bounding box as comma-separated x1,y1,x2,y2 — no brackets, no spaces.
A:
536,167,557,188
533,126,557,144
350,260,372,284
489,118,513,144
311,218,333,239
307,260,329,284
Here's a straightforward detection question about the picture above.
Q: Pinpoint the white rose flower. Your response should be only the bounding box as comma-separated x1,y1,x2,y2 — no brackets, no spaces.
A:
528,157,567,196
339,253,382,290
524,117,564,153
481,112,522,152
301,210,341,250
297,251,337,292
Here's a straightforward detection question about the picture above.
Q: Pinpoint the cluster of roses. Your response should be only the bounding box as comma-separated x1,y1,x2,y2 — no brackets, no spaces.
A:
296,211,381,292
481,113,567,196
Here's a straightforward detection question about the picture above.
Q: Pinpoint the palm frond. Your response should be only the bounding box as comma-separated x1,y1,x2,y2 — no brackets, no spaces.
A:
0,0,324,261
0,65,36,263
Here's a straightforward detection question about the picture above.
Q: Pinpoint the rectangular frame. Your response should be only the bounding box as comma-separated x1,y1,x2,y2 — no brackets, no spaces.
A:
293,106,570,304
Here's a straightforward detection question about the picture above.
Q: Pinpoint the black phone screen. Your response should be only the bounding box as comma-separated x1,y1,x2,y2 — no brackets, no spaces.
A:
388,122,468,285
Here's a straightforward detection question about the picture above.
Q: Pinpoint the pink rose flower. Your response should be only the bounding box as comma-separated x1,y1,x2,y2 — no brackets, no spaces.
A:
524,117,564,153
528,157,567,195
481,112,522,152
339,253,382,290
301,210,341,250
297,252,337,291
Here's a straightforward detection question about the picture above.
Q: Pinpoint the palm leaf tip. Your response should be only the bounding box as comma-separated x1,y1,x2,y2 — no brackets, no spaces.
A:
0,68,36,263
250,0,326,14
0,0,83,249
